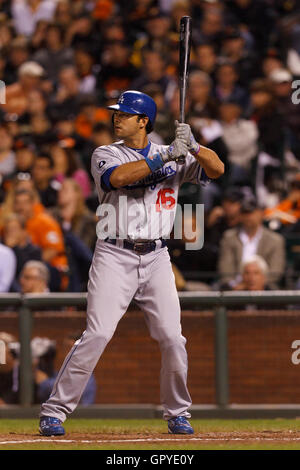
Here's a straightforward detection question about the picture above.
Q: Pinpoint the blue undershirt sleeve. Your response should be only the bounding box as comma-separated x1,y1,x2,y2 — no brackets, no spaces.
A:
100,165,119,192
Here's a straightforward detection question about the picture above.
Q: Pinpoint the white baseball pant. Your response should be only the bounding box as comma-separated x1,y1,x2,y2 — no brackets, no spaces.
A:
40,239,192,421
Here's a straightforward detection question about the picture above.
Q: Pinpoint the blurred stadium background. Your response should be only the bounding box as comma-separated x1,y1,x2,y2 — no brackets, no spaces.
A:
0,0,300,418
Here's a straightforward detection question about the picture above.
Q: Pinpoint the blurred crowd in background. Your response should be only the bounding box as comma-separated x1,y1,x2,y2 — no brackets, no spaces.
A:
0,0,300,295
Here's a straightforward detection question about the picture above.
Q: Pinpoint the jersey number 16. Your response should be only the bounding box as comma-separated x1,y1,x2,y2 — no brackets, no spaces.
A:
155,188,175,212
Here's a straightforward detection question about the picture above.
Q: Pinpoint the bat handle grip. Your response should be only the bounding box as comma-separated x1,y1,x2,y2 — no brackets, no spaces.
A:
175,117,186,165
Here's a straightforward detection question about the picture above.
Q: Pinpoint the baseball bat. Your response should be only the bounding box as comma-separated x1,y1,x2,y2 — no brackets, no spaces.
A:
176,15,192,164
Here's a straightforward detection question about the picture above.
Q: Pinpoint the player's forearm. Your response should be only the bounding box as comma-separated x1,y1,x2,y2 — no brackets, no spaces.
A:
110,160,151,188
192,145,224,179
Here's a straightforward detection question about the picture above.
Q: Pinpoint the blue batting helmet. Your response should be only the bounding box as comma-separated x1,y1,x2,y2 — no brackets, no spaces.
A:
107,90,157,132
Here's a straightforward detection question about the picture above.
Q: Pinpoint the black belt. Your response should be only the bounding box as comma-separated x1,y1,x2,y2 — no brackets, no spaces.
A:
105,238,167,255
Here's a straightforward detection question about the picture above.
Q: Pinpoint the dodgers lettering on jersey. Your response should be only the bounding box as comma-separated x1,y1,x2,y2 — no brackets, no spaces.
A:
91,140,210,241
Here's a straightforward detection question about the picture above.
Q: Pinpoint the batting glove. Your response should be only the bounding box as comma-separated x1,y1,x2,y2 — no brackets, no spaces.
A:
163,137,189,162
144,138,188,173
175,121,200,154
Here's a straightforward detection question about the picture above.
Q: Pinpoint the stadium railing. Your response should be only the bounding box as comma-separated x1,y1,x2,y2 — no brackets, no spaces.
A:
1,291,300,413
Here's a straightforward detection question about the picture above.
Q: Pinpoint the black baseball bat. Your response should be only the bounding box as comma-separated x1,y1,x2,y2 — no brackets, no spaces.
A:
176,16,192,164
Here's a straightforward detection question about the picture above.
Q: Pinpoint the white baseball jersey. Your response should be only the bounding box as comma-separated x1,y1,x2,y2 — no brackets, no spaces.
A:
91,140,209,241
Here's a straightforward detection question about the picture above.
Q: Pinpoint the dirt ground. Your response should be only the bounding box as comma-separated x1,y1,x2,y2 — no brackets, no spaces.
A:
2,430,300,445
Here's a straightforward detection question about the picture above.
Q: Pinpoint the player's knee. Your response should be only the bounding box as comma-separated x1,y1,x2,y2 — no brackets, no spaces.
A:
84,330,115,350
93,330,115,345
157,331,186,350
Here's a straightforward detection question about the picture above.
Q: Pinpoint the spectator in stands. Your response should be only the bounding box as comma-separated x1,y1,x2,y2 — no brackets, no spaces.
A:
214,62,249,110
33,22,74,82
74,95,110,141
270,69,300,158
219,99,258,186
249,79,285,162
0,332,19,405
219,27,258,87
65,12,101,57
187,70,218,119
30,18,49,52
0,0,298,297
50,142,91,199
50,178,96,251
218,197,286,289
191,43,217,82
193,8,224,48
206,187,244,248
224,0,276,51
11,0,57,37
131,9,172,69
5,37,30,85
24,89,48,124
264,174,300,228
261,50,284,79
13,138,36,175
13,189,68,288
19,260,50,294
0,22,14,63
0,172,41,222
0,124,16,177
31,152,60,208
2,213,41,280
0,242,16,292
232,255,270,291
49,65,83,120
54,0,72,29
90,122,113,148
186,119,228,210
74,46,97,94
81,122,114,174
3,61,45,116
143,84,174,144
131,49,176,99
97,39,137,97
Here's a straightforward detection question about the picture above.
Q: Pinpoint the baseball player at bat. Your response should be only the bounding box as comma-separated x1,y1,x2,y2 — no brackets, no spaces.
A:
39,90,224,437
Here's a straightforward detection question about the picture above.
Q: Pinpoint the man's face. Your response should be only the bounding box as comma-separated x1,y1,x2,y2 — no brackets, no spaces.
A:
195,45,216,70
14,194,34,220
19,266,46,294
222,200,241,219
217,65,236,86
189,76,210,101
0,127,12,152
242,262,266,290
113,111,147,139
146,17,170,38
274,81,291,98
241,209,263,231
32,157,53,184
16,148,35,171
3,219,24,246
144,52,164,78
